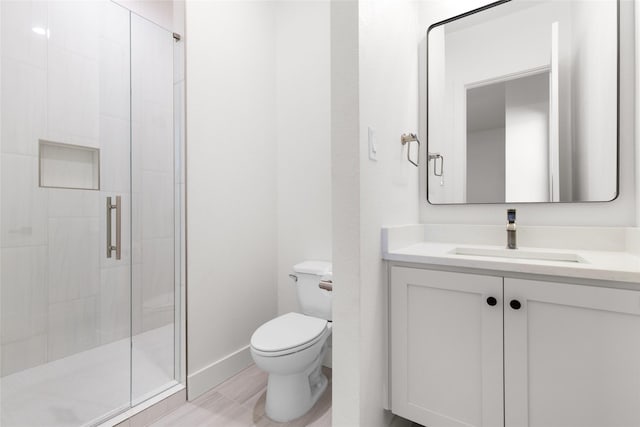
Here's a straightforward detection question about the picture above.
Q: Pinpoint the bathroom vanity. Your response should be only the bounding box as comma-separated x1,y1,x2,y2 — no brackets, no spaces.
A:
383,225,640,427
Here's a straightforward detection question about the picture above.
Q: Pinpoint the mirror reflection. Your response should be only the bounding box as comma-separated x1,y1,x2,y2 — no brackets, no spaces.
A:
427,0,618,204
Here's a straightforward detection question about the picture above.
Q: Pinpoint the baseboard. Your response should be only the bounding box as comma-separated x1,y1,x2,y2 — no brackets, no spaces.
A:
187,345,253,400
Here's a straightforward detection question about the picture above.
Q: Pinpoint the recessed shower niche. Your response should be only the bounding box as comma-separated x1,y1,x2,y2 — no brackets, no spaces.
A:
39,140,100,190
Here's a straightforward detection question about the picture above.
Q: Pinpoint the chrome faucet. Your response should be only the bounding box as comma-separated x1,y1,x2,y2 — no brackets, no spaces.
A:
506,209,517,249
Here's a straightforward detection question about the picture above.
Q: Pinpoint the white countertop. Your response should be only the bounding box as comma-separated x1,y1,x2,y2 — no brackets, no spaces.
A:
382,225,640,284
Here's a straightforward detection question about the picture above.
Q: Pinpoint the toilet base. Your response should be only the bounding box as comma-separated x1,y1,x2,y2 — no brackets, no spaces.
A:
264,346,329,422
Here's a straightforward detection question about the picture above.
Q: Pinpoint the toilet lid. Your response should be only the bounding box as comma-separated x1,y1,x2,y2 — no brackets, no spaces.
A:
293,261,332,275
251,312,327,353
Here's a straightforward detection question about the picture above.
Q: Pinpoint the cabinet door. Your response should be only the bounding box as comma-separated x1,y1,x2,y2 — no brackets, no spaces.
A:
504,278,640,427
391,267,504,427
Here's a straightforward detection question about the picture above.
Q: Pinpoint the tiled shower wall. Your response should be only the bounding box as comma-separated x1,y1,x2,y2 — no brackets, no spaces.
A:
0,1,177,377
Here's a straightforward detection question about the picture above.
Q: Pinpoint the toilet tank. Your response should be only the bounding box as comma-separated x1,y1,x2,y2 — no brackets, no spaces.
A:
293,261,332,321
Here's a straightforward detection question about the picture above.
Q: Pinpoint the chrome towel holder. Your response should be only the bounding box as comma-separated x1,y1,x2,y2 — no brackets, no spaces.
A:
400,133,444,184
400,133,444,174
428,152,443,177
401,133,420,167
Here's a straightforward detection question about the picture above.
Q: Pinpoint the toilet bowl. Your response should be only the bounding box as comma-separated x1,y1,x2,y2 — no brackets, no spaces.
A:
251,312,331,422
250,261,333,422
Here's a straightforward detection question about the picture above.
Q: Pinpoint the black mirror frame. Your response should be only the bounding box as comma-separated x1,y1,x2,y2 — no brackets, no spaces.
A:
425,0,620,205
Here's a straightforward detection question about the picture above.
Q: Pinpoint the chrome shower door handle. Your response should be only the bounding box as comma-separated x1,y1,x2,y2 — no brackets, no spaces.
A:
114,195,121,260
106,196,122,260
106,197,112,258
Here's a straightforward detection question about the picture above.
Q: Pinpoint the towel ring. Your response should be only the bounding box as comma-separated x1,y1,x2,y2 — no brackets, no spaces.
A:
401,133,420,167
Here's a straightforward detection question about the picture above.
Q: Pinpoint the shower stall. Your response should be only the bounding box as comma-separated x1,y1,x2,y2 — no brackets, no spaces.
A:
0,1,185,425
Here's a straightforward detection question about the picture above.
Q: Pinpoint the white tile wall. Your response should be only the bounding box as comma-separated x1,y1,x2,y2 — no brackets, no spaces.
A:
132,264,143,335
47,217,100,304
100,116,131,193
132,194,143,265
47,1,99,61
141,238,174,331
131,16,172,107
0,58,47,156
140,104,173,173
47,296,98,361
1,154,48,247
99,265,131,344
1,0,131,375
141,171,174,239
48,188,100,218
0,1,48,68
99,37,130,121
130,9,175,343
174,82,185,185
1,1,49,376
0,334,47,376
47,45,100,146
100,1,130,46
0,246,48,344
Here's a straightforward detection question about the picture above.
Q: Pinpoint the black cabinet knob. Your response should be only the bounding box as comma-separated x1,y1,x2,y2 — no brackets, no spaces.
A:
510,299,522,310
486,297,497,306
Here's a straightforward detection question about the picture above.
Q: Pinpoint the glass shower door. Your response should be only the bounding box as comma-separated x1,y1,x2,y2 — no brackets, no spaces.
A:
1,2,180,425
130,13,179,404
0,1,132,425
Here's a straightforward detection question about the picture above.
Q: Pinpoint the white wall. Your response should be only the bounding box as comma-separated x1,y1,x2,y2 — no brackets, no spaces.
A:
467,127,505,203
186,0,278,399
505,73,549,203
358,0,421,422
186,0,332,399
330,0,361,424
275,1,331,317
419,0,636,226
331,0,420,425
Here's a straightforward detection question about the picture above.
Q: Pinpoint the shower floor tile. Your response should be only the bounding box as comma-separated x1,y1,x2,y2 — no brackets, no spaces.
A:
1,324,177,427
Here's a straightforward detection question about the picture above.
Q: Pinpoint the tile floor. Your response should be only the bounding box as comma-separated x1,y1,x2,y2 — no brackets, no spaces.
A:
148,364,332,427
1,325,177,427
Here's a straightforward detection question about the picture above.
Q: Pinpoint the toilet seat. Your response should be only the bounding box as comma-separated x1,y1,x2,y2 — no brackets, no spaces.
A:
251,312,327,357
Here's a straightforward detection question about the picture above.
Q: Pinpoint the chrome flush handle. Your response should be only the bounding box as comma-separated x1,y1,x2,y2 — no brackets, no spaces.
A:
319,280,333,292
506,208,517,250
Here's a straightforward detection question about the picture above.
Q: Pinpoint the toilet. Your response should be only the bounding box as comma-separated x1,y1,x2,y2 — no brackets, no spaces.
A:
250,261,332,422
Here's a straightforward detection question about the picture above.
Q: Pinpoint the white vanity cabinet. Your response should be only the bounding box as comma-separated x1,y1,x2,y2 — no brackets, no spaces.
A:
391,266,640,427
504,277,640,427
390,267,504,427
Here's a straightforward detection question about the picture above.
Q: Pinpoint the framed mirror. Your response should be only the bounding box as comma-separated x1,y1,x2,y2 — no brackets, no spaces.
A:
426,0,618,204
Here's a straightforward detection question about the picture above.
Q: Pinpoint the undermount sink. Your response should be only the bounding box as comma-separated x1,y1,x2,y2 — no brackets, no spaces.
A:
450,247,587,263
